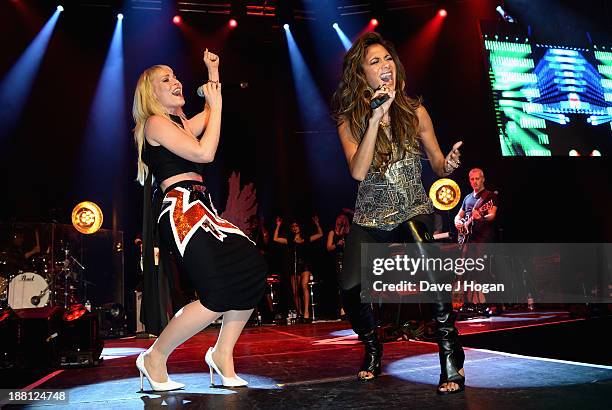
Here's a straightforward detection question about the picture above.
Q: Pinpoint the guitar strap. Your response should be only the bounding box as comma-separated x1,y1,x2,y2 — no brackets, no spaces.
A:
472,190,492,213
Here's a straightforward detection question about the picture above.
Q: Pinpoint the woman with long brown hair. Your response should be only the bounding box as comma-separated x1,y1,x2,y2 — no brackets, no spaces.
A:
331,32,464,394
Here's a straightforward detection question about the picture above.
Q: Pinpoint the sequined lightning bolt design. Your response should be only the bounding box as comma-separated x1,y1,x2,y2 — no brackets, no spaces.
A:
159,187,254,256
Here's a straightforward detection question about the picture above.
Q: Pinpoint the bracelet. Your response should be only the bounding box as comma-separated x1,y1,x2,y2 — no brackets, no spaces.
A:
208,79,219,84
443,157,459,175
443,162,454,175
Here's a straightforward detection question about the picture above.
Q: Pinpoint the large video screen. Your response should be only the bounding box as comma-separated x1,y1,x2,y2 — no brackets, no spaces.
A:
481,28,612,157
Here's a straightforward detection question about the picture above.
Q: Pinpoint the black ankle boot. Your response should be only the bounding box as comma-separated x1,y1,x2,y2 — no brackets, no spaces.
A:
435,308,465,394
357,329,382,381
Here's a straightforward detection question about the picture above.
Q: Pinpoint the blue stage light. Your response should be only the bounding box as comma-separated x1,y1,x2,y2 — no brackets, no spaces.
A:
0,8,61,139
332,23,352,51
79,14,126,198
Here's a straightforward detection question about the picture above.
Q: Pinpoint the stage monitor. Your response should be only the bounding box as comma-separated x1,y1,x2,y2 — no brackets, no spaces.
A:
481,24,612,157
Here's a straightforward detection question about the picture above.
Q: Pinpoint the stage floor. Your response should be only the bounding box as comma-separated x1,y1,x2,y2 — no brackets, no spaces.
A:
12,311,612,409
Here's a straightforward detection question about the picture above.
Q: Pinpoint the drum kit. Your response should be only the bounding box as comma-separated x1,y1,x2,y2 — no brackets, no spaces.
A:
0,243,86,310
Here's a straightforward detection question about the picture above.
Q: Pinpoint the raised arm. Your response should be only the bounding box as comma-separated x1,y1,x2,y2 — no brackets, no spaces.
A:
146,81,222,163
338,89,396,181
187,104,211,138
309,215,323,242
186,49,219,137
273,217,288,245
417,105,462,177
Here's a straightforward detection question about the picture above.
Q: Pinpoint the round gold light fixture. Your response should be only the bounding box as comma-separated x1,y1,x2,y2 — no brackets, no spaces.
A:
71,201,103,234
429,178,461,211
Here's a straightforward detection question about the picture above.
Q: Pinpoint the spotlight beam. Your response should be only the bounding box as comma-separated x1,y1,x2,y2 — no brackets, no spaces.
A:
283,26,343,202
333,23,352,51
0,9,61,139
283,27,329,131
80,15,126,201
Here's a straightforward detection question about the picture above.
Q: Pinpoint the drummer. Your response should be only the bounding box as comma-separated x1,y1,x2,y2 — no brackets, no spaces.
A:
5,225,41,269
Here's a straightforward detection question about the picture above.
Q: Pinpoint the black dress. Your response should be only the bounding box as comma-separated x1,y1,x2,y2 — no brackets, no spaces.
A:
288,237,312,275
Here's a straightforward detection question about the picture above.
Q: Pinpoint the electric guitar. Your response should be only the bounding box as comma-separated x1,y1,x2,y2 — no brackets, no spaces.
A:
457,199,494,245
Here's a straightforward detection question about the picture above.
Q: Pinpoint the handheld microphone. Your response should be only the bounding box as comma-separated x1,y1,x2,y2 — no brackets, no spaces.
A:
370,93,390,109
197,81,249,98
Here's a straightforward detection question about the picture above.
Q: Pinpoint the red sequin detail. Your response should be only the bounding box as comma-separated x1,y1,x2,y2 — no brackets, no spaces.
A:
165,189,240,248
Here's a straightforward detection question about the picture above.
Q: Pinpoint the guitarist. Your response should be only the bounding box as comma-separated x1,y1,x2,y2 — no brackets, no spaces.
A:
454,168,497,243
453,168,498,314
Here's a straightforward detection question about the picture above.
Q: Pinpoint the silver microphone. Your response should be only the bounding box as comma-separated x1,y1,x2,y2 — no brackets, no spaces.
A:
197,81,249,97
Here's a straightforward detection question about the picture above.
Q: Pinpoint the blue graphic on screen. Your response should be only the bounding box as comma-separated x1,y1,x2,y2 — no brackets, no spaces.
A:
483,36,612,157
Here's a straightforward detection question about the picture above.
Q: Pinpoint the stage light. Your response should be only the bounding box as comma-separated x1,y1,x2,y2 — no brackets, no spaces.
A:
57,5,64,12
173,15,181,25
58,307,104,367
429,178,461,210
590,150,601,157
370,18,379,27
496,5,515,23
117,13,123,20
438,9,447,17
229,0,245,30
333,23,352,51
0,309,11,323
283,23,289,30
63,304,88,322
100,303,127,338
72,201,103,234
569,150,580,156
1,6,62,140
80,8,126,193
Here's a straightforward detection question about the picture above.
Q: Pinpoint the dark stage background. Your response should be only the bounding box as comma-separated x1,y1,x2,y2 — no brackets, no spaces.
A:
1,1,611,301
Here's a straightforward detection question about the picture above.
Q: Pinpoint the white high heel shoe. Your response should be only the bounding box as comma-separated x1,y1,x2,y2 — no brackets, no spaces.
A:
205,347,248,387
136,352,185,392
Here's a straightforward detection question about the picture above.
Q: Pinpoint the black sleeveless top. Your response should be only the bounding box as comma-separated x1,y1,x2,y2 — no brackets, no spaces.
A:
142,114,204,182
141,114,203,335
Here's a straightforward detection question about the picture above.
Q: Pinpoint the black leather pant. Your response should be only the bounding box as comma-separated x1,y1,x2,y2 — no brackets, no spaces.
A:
339,214,455,337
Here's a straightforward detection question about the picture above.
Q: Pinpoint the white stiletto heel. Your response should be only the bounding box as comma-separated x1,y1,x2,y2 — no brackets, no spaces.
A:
136,352,185,392
204,347,248,387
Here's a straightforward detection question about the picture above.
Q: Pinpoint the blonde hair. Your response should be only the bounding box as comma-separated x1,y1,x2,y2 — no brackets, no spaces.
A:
132,65,174,185
469,168,484,177
335,214,350,236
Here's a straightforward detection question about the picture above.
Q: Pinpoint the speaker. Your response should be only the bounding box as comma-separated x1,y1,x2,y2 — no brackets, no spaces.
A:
3,307,64,369
58,310,104,367
0,308,19,369
99,303,128,338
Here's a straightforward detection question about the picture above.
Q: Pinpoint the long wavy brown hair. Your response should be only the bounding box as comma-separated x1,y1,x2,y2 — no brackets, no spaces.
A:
331,32,422,173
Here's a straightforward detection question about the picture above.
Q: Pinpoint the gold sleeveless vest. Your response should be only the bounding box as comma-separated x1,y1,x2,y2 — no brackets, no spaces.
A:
353,150,434,230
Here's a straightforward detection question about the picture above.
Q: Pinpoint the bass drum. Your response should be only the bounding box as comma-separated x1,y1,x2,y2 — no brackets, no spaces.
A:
8,272,50,309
